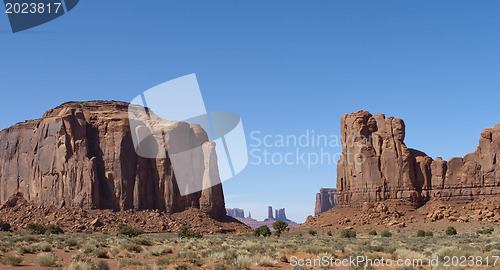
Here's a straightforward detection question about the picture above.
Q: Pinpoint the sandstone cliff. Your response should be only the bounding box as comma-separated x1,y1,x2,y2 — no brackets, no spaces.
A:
337,110,499,206
0,101,226,218
315,188,338,215
226,208,245,218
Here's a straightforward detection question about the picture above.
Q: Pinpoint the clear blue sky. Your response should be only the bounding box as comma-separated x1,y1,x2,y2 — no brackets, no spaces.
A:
1,1,499,222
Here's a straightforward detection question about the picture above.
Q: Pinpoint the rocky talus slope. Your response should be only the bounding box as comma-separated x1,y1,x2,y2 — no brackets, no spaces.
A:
0,101,244,231
302,111,499,232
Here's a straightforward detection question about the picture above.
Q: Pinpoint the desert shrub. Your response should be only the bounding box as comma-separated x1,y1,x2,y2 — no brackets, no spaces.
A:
175,264,189,270
38,241,53,252
82,243,97,254
477,228,494,235
307,228,317,236
177,225,202,239
17,245,36,254
327,230,333,236
176,251,199,260
393,248,426,261
118,259,143,268
417,230,433,237
27,223,46,234
150,244,173,256
2,254,23,266
445,226,457,235
45,224,64,234
156,257,172,266
280,254,289,263
433,246,482,265
67,261,93,270
368,230,377,236
256,255,278,267
341,229,356,238
117,224,144,237
64,238,79,247
0,221,11,232
37,252,58,267
273,221,289,237
120,242,143,253
234,255,254,269
485,242,500,252
381,230,392,238
253,225,271,237
131,237,154,246
214,263,228,270
96,261,110,270
94,248,109,258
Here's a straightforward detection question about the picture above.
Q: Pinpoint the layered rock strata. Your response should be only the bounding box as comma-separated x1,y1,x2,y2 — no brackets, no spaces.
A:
0,101,226,218
337,110,499,206
315,188,338,215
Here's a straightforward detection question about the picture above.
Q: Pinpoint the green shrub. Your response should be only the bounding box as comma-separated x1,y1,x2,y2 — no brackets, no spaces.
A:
177,225,202,239
2,255,23,266
327,230,333,236
368,230,377,236
253,225,271,237
424,231,433,237
417,230,426,237
118,224,144,237
273,221,289,237
118,259,143,268
381,230,392,237
37,252,58,267
45,224,64,234
307,228,317,236
0,221,11,232
477,228,494,235
341,229,356,238
445,226,457,235
27,223,46,234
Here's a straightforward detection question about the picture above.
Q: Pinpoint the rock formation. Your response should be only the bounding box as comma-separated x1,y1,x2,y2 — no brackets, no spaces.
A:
226,208,245,218
0,101,226,218
315,188,338,215
267,206,274,219
275,208,287,221
233,206,299,229
337,110,499,207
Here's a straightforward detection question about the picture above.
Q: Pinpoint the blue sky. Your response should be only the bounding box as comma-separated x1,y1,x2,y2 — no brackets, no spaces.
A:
1,1,499,222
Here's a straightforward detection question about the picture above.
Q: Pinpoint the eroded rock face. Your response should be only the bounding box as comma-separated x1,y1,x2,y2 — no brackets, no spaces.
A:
315,188,338,215
0,101,226,218
337,110,499,206
226,208,245,218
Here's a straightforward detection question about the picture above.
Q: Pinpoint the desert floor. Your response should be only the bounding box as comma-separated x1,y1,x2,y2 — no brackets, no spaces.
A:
0,228,499,270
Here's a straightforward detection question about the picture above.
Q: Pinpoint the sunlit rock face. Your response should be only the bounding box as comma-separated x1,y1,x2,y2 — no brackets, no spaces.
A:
336,110,499,206
0,101,225,219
